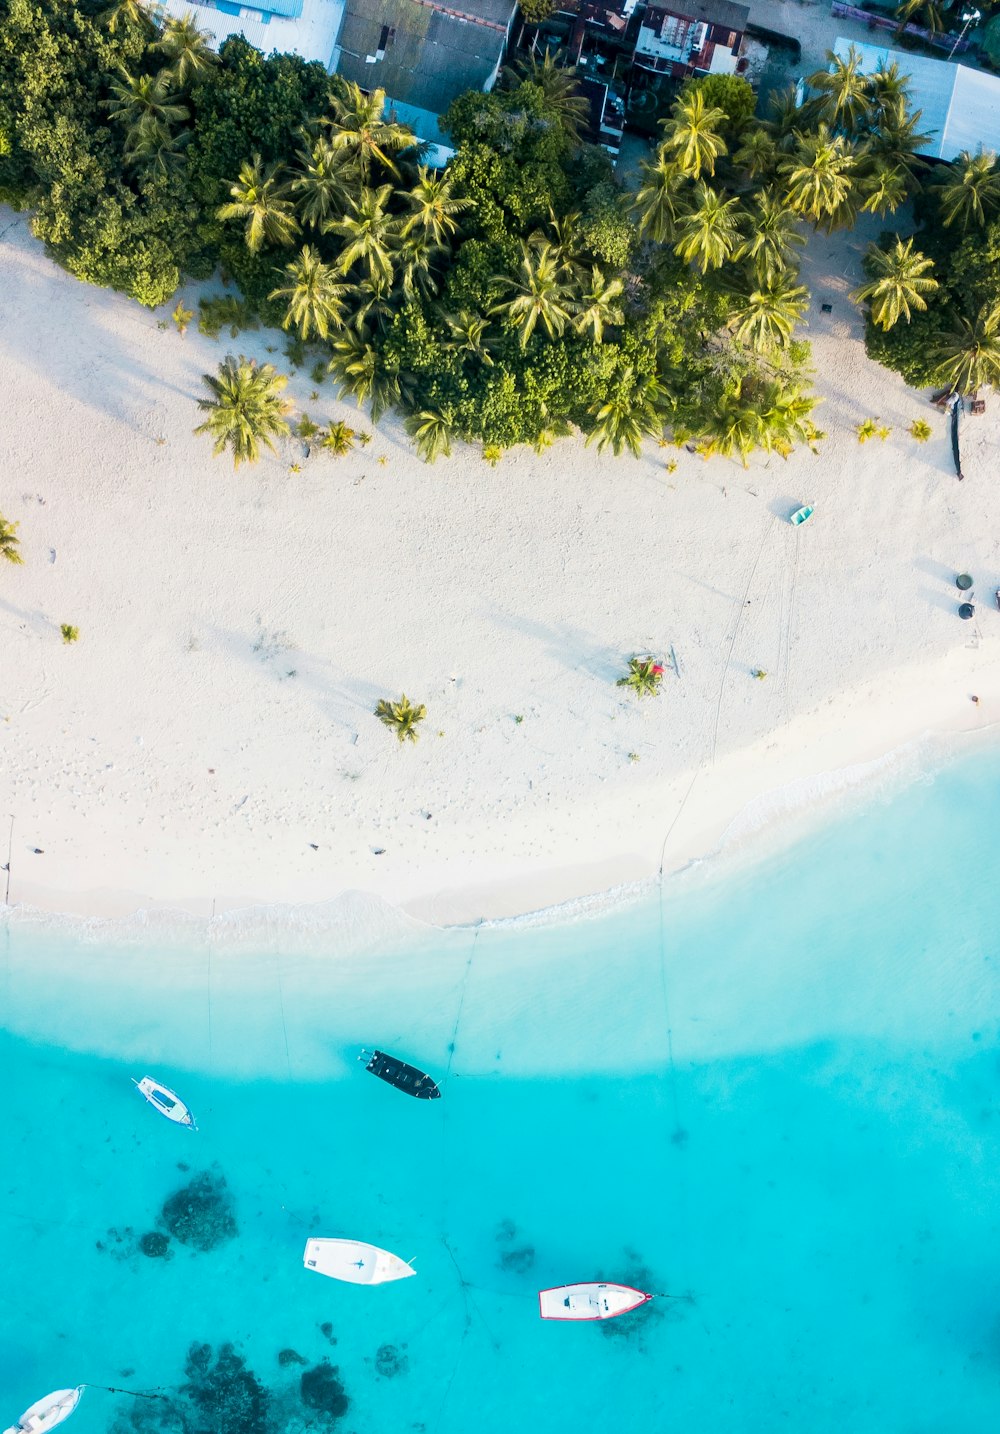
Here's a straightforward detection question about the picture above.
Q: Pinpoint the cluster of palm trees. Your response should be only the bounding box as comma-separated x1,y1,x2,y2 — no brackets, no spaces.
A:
102,10,217,170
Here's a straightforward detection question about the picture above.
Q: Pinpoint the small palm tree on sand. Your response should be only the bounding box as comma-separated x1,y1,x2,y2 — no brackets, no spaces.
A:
852,237,938,331
375,694,427,743
195,356,292,467
617,657,664,699
320,420,359,456
0,514,24,565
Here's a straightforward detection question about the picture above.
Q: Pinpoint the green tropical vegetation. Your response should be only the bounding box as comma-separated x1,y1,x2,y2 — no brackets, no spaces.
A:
60,624,80,643
0,515,25,565
375,694,427,743
617,657,664,699
2,5,998,468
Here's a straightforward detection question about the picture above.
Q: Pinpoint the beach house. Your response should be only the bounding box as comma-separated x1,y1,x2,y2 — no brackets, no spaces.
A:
632,0,749,80
831,37,1000,162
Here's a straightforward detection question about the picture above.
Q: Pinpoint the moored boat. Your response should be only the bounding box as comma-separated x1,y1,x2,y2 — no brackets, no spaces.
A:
3,1387,84,1434
361,1049,441,1100
132,1076,196,1128
538,1282,652,1321
303,1238,415,1285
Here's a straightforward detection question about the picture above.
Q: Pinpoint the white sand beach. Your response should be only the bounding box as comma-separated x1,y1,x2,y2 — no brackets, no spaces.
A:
2,204,999,925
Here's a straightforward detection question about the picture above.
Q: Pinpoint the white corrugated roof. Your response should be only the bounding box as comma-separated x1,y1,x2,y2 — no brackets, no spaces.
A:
158,0,345,68
832,37,1000,161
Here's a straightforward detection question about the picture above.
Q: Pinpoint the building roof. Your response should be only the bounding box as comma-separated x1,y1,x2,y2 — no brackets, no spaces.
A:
832,37,1000,162
158,0,345,67
333,0,516,115
644,0,749,32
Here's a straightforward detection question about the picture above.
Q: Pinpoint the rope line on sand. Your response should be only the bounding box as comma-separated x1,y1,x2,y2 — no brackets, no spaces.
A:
711,521,771,765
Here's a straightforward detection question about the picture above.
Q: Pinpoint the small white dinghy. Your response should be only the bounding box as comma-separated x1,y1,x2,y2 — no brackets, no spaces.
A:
3,1386,84,1434
303,1238,415,1286
132,1076,196,1128
538,1282,652,1321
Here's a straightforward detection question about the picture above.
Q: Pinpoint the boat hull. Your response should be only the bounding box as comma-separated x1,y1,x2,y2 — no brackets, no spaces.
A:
3,1386,83,1434
538,1283,652,1321
133,1076,196,1128
363,1049,441,1100
303,1237,415,1285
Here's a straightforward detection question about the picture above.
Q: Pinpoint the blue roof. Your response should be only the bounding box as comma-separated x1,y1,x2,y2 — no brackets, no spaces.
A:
211,0,302,19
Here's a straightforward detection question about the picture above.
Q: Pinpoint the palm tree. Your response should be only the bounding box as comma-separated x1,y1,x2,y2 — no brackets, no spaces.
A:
401,167,471,245
865,98,931,186
510,49,589,141
290,138,358,230
406,408,454,463
733,129,778,181
105,70,189,151
661,89,728,179
375,694,427,743
346,275,394,338
936,150,1000,230
633,149,686,243
445,310,495,367
396,230,443,302
327,330,408,421
617,657,664,698
894,0,944,37
931,300,1000,393
530,209,585,280
733,187,805,284
157,13,218,87
325,82,415,180
194,356,292,468
729,272,809,351
586,368,665,457
217,156,299,254
327,184,398,286
673,182,743,272
764,85,804,147
806,46,872,136
852,237,938,330
860,161,909,218
869,60,911,115
778,126,858,226
99,0,151,33
573,267,624,343
492,241,574,347
269,246,350,341
0,514,24,565
319,420,359,457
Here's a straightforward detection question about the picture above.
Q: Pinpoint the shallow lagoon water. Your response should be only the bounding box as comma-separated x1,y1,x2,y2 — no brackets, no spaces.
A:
2,745,1000,1432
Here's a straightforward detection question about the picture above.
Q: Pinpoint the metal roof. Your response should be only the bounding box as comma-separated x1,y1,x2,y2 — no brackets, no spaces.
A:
333,0,517,114
643,0,749,33
832,37,1000,162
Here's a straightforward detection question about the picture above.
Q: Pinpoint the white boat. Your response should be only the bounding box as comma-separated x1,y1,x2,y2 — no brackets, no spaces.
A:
3,1387,84,1434
132,1076,196,1128
303,1238,415,1285
538,1282,652,1321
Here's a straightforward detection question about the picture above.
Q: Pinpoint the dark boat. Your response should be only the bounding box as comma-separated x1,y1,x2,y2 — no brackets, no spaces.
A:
362,1049,441,1100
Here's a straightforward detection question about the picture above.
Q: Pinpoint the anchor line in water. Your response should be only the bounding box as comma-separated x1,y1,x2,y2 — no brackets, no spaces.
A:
442,920,481,1084
84,1383,169,1401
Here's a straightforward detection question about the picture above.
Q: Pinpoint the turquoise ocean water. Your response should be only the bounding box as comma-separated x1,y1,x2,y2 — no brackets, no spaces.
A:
2,742,999,1432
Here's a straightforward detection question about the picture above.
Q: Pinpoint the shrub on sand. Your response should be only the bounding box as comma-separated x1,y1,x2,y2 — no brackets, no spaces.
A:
375,694,427,743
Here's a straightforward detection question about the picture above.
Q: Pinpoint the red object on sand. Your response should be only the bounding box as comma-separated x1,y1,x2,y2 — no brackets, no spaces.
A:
652,664,664,676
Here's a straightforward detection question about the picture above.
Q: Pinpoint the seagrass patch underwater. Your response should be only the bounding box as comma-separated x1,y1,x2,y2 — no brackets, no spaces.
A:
1,741,999,1433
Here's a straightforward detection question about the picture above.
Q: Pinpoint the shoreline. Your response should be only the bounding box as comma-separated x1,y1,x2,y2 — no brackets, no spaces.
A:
5,639,998,935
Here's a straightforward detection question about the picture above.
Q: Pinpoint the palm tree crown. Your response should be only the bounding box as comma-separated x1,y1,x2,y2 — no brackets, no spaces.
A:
633,149,686,243
661,90,729,179
401,167,471,245
327,184,399,285
269,246,350,340
194,356,292,468
157,13,218,87
673,182,743,272
778,125,858,226
0,514,24,565
852,237,938,330
806,46,872,135
217,156,300,254
936,150,1000,231
931,300,1000,394
325,83,415,180
734,187,805,284
492,241,575,348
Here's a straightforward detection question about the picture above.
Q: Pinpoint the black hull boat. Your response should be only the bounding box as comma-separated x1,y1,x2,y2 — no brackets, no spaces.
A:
362,1049,441,1100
